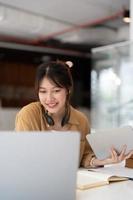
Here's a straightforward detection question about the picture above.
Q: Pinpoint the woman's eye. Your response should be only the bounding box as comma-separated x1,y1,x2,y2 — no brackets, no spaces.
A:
39,90,46,93
54,89,60,93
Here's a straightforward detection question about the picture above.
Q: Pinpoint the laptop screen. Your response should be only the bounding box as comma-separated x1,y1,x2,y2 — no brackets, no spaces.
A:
0,131,80,200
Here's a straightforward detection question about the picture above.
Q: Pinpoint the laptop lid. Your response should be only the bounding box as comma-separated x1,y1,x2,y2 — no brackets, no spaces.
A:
0,131,80,200
86,126,133,160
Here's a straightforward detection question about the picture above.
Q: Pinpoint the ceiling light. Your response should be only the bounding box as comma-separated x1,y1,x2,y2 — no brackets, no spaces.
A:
123,9,130,23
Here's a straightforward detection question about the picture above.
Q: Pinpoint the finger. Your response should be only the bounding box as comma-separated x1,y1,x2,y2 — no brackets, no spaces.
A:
110,148,118,161
125,150,133,159
110,147,116,158
119,145,127,161
120,145,127,155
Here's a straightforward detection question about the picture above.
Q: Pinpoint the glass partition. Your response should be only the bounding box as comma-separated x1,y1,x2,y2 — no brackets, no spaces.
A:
91,41,133,128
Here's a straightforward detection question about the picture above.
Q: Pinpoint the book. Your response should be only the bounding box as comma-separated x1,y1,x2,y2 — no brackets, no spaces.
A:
77,169,128,190
88,164,133,179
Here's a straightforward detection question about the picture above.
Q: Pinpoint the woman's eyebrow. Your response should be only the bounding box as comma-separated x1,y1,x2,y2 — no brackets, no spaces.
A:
39,86,60,89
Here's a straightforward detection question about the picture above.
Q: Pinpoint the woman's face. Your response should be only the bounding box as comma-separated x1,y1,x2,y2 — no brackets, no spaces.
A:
38,77,67,115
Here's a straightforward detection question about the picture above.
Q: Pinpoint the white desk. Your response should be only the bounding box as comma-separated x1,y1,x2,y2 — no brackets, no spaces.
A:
77,180,133,200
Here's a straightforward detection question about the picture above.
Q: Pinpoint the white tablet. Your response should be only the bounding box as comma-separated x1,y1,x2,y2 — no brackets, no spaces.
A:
86,126,133,160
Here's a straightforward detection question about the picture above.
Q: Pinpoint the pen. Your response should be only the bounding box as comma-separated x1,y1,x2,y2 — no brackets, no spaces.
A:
124,176,133,181
128,178,133,181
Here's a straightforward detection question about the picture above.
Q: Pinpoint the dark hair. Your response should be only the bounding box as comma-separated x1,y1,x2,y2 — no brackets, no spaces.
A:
35,61,73,99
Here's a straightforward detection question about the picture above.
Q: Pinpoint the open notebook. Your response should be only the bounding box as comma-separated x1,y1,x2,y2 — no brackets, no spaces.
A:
77,169,128,190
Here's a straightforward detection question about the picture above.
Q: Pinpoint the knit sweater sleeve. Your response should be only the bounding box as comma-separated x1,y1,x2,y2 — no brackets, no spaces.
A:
80,117,95,168
74,109,95,168
15,102,41,131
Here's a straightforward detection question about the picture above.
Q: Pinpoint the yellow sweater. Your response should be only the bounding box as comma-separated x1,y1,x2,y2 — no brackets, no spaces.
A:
15,102,94,168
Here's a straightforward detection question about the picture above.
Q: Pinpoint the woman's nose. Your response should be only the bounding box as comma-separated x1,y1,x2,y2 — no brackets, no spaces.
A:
46,92,54,102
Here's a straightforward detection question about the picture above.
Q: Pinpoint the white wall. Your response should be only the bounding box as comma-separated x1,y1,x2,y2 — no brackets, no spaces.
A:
0,108,19,130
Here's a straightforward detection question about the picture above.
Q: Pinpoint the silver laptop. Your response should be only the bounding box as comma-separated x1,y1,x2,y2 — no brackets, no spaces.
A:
0,131,80,200
86,126,133,160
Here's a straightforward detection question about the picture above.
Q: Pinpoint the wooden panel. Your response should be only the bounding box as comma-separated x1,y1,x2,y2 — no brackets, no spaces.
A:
0,61,36,86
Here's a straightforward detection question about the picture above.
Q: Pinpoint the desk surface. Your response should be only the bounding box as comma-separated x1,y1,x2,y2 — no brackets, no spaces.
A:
76,180,133,200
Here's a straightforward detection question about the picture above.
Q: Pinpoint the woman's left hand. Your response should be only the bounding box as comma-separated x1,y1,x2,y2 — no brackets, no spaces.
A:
90,145,133,167
106,145,133,164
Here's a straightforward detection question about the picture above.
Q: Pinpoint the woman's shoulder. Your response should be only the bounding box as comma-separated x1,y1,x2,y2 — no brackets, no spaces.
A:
70,106,89,123
70,106,90,135
17,101,41,116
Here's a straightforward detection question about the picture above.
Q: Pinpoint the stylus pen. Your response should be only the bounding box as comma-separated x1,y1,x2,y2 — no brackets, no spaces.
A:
128,177,133,181
123,176,133,181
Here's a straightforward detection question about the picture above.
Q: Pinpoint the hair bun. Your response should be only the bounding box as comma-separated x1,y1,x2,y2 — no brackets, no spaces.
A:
65,61,73,68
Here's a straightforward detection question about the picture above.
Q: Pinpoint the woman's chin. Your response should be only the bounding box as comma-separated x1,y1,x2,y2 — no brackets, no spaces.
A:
47,108,58,114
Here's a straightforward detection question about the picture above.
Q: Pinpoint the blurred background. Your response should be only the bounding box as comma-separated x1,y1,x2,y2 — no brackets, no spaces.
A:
0,0,131,129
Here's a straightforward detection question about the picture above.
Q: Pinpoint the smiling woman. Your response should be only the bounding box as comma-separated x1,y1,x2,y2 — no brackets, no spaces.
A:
15,61,96,168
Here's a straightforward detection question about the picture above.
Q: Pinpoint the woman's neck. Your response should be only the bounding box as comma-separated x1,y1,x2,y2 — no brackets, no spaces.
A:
50,107,70,130
51,107,65,124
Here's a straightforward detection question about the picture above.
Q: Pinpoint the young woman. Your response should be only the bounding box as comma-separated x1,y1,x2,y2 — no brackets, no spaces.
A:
15,61,133,168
